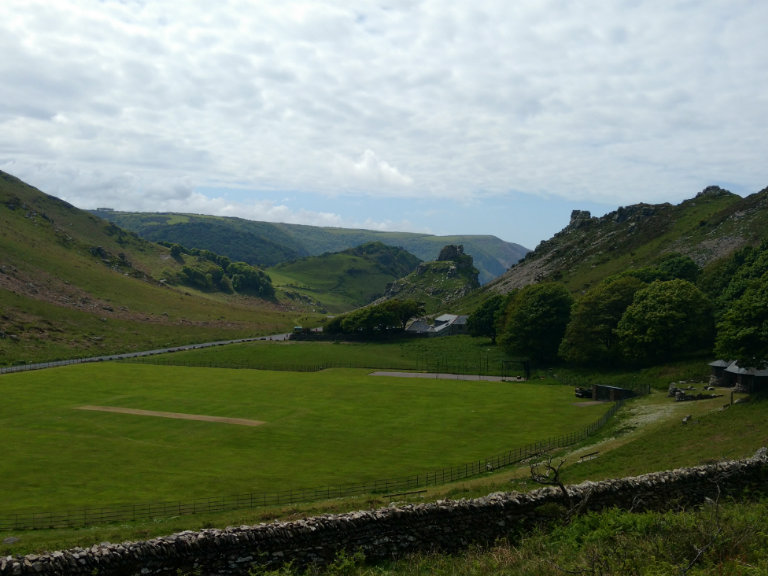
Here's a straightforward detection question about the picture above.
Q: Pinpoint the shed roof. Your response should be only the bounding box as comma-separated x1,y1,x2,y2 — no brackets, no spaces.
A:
724,361,768,377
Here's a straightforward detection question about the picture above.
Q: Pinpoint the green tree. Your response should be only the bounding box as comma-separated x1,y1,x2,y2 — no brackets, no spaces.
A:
717,242,768,308
341,304,392,334
619,253,700,284
466,294,505,343
715,273,768,368
499,283,573,363
615,279,714,365
169,243,184,261
656,253,701,283
329,300,423,336
559,276,645,365
383,299,425,330
324,314,345,335
227,261,274,298
179,265,214,291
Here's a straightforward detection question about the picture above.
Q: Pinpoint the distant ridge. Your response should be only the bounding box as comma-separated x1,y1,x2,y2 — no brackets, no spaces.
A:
90,210,529,284
487,184,768,295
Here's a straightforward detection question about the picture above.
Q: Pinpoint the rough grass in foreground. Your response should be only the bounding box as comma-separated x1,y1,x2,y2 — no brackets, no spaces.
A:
248,500,768,575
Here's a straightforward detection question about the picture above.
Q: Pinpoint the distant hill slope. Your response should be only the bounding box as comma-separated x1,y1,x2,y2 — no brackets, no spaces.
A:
374,244,481,314
91,210,528,284
487,185,768,295
268,242,422,313
89,211,306,267
0,171,294,365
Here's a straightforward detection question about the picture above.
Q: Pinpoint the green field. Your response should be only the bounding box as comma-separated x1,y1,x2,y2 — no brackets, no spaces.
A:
0,362,607,515
129,336,514,376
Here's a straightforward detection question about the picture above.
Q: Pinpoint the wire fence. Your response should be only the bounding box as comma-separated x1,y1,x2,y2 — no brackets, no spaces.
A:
123,356,507,376
0,400,622,531
2,353,503,379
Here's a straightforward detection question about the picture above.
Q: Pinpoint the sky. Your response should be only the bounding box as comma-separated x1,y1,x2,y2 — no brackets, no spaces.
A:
1,1,767,250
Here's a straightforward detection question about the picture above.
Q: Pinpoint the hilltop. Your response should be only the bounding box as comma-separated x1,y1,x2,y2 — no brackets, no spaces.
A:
90,210,528,284
487,185,768,295
376,244,481,313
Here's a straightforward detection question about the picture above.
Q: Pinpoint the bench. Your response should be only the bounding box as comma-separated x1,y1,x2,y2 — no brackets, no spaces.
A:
384,489,427,498
578,451,599,462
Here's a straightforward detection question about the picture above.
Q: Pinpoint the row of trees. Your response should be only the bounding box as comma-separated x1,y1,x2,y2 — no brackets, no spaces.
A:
325,300,425,336
467,248,768,368
165,243,275,299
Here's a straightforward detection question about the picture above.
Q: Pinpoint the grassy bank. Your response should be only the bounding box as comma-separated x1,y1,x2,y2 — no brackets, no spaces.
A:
252,499,768,575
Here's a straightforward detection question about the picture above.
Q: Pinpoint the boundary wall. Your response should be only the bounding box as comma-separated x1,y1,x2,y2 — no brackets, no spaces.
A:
2,448,767,576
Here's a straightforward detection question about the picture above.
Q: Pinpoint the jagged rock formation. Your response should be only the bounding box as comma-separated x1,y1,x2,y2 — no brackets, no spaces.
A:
378,245,480,312
488,185,768,295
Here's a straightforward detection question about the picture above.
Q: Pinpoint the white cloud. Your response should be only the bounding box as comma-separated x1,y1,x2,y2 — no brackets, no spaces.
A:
339,149,413,189
0,0,767,245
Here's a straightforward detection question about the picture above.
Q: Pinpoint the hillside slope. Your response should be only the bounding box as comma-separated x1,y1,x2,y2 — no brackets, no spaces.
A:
0,172,293,365
89,211,306,267
488,185,768,295
91,210,528,284
268,242,422,313
375,244,481,313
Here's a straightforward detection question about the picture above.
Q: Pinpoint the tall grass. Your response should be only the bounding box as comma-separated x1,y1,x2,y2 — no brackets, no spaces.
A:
251,499,768,575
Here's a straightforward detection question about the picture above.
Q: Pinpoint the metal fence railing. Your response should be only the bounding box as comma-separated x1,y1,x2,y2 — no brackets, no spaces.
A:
0,401,622,531
0,337,268,376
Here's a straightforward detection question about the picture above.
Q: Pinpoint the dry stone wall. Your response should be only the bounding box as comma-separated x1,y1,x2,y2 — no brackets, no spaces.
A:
3,449,767,576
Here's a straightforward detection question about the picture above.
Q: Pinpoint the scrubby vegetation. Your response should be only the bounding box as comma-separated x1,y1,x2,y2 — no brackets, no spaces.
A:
470,244,768,369
378,245,481,313
249,499,768,575
161,242,275,298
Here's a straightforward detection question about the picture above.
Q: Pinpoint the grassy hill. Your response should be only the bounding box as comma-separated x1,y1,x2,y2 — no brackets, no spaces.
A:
376,244,481,313
268,242,421,313
91,210,528,284
89,211,306,267
0,171,299,365
487,185,768,295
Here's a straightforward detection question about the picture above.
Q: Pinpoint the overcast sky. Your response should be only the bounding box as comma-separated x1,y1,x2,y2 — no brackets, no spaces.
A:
2,1,766,249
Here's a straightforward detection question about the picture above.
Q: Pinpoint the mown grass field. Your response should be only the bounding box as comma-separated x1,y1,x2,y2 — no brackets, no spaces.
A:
3,338,755,567
130,336,513,376
0,362,607,515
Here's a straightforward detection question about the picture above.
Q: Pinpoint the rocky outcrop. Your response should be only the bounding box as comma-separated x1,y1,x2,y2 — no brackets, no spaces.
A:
488,185,768,295
377,245,480,310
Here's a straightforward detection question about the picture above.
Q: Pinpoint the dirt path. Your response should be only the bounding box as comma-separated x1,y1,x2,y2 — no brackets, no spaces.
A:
76,405,265,427
565,394,719,461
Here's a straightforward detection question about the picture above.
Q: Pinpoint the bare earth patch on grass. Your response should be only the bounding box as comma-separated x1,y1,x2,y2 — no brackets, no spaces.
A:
76,405,265,426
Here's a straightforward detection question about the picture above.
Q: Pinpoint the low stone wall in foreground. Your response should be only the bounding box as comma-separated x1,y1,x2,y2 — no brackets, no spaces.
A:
3,449,767,576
